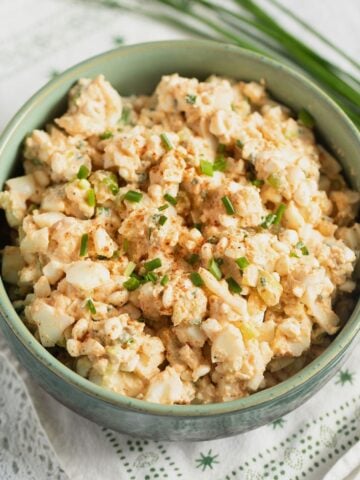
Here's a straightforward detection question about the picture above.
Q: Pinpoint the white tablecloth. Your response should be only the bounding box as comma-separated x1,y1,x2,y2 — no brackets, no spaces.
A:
0,1,359,479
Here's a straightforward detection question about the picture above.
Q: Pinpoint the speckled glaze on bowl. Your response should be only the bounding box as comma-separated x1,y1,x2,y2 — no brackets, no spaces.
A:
0,40,360,441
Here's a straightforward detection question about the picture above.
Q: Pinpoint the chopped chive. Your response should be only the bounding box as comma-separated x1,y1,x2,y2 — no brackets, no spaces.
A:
145,258,162,272
217,143,226,154
194,223,202,232
200,159,214,177
221,195,236,215
123,277,140,291
103,175,119,195
123,238,129,253
298,108,315,128
86,298,96,314
190,272,204,287
120,107,131,124
290,251,300,258
112,250,120,259
80,233,89,257
163,193,177,206
124,261,136,277
158,204,169,211
86,188,96,207
208,258,222,280
109,183,119,195
267,173,282,189
77,165,90,179
273,203,286,225
160,133,173,151
99,130,113,140
185,94,197,104
236,257,250,270
226,277,242,294
130,272,143,282
144,272,158,283
261,213,277,229
96,206,110,216
124,190,143,203
186,253,200,265
160,274,169,286
158,215,168,226
236,139,244,148
251,179,264,187
296,241,309,255
213,155,227,172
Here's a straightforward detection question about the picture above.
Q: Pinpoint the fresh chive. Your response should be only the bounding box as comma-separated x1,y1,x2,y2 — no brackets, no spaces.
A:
112,250,120,259
120,107,131,124
236,257,250,270
290,251,300,258
186,253,200,265
123,277,140,291
121,0,360,128
80,233,89,257
221,195,236,215
144,258,162,272
190,272,204,287
124,190,143,203
158,204,169,211
164,193,177,206
194,223,202,232
86,188,96,207
213,155,227,172
236,139,244,148
296,241,309,255
218,143,226,153
160,274,169,286
298,108,315,128
158,215,168,226
86,298,96,314
99,130,113,140
77,165,90,179
208,258,222,280
273,203,286,225
144,272,158,283
160,133,173,151
200,159,214,176
226,277,242,294
124,261,136,277
185,94,197,104
123,238,129,253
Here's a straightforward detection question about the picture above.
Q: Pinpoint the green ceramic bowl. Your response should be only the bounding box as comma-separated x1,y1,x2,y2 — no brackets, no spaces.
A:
0,40,359,441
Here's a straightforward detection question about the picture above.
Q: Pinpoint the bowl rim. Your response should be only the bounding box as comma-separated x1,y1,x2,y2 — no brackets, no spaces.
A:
1,39,360,417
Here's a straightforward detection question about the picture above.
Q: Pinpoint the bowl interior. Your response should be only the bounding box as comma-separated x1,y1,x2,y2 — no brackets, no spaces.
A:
0,40,360,416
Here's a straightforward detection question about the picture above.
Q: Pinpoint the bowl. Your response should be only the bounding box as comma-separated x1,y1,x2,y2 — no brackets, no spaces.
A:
0,40,359,441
